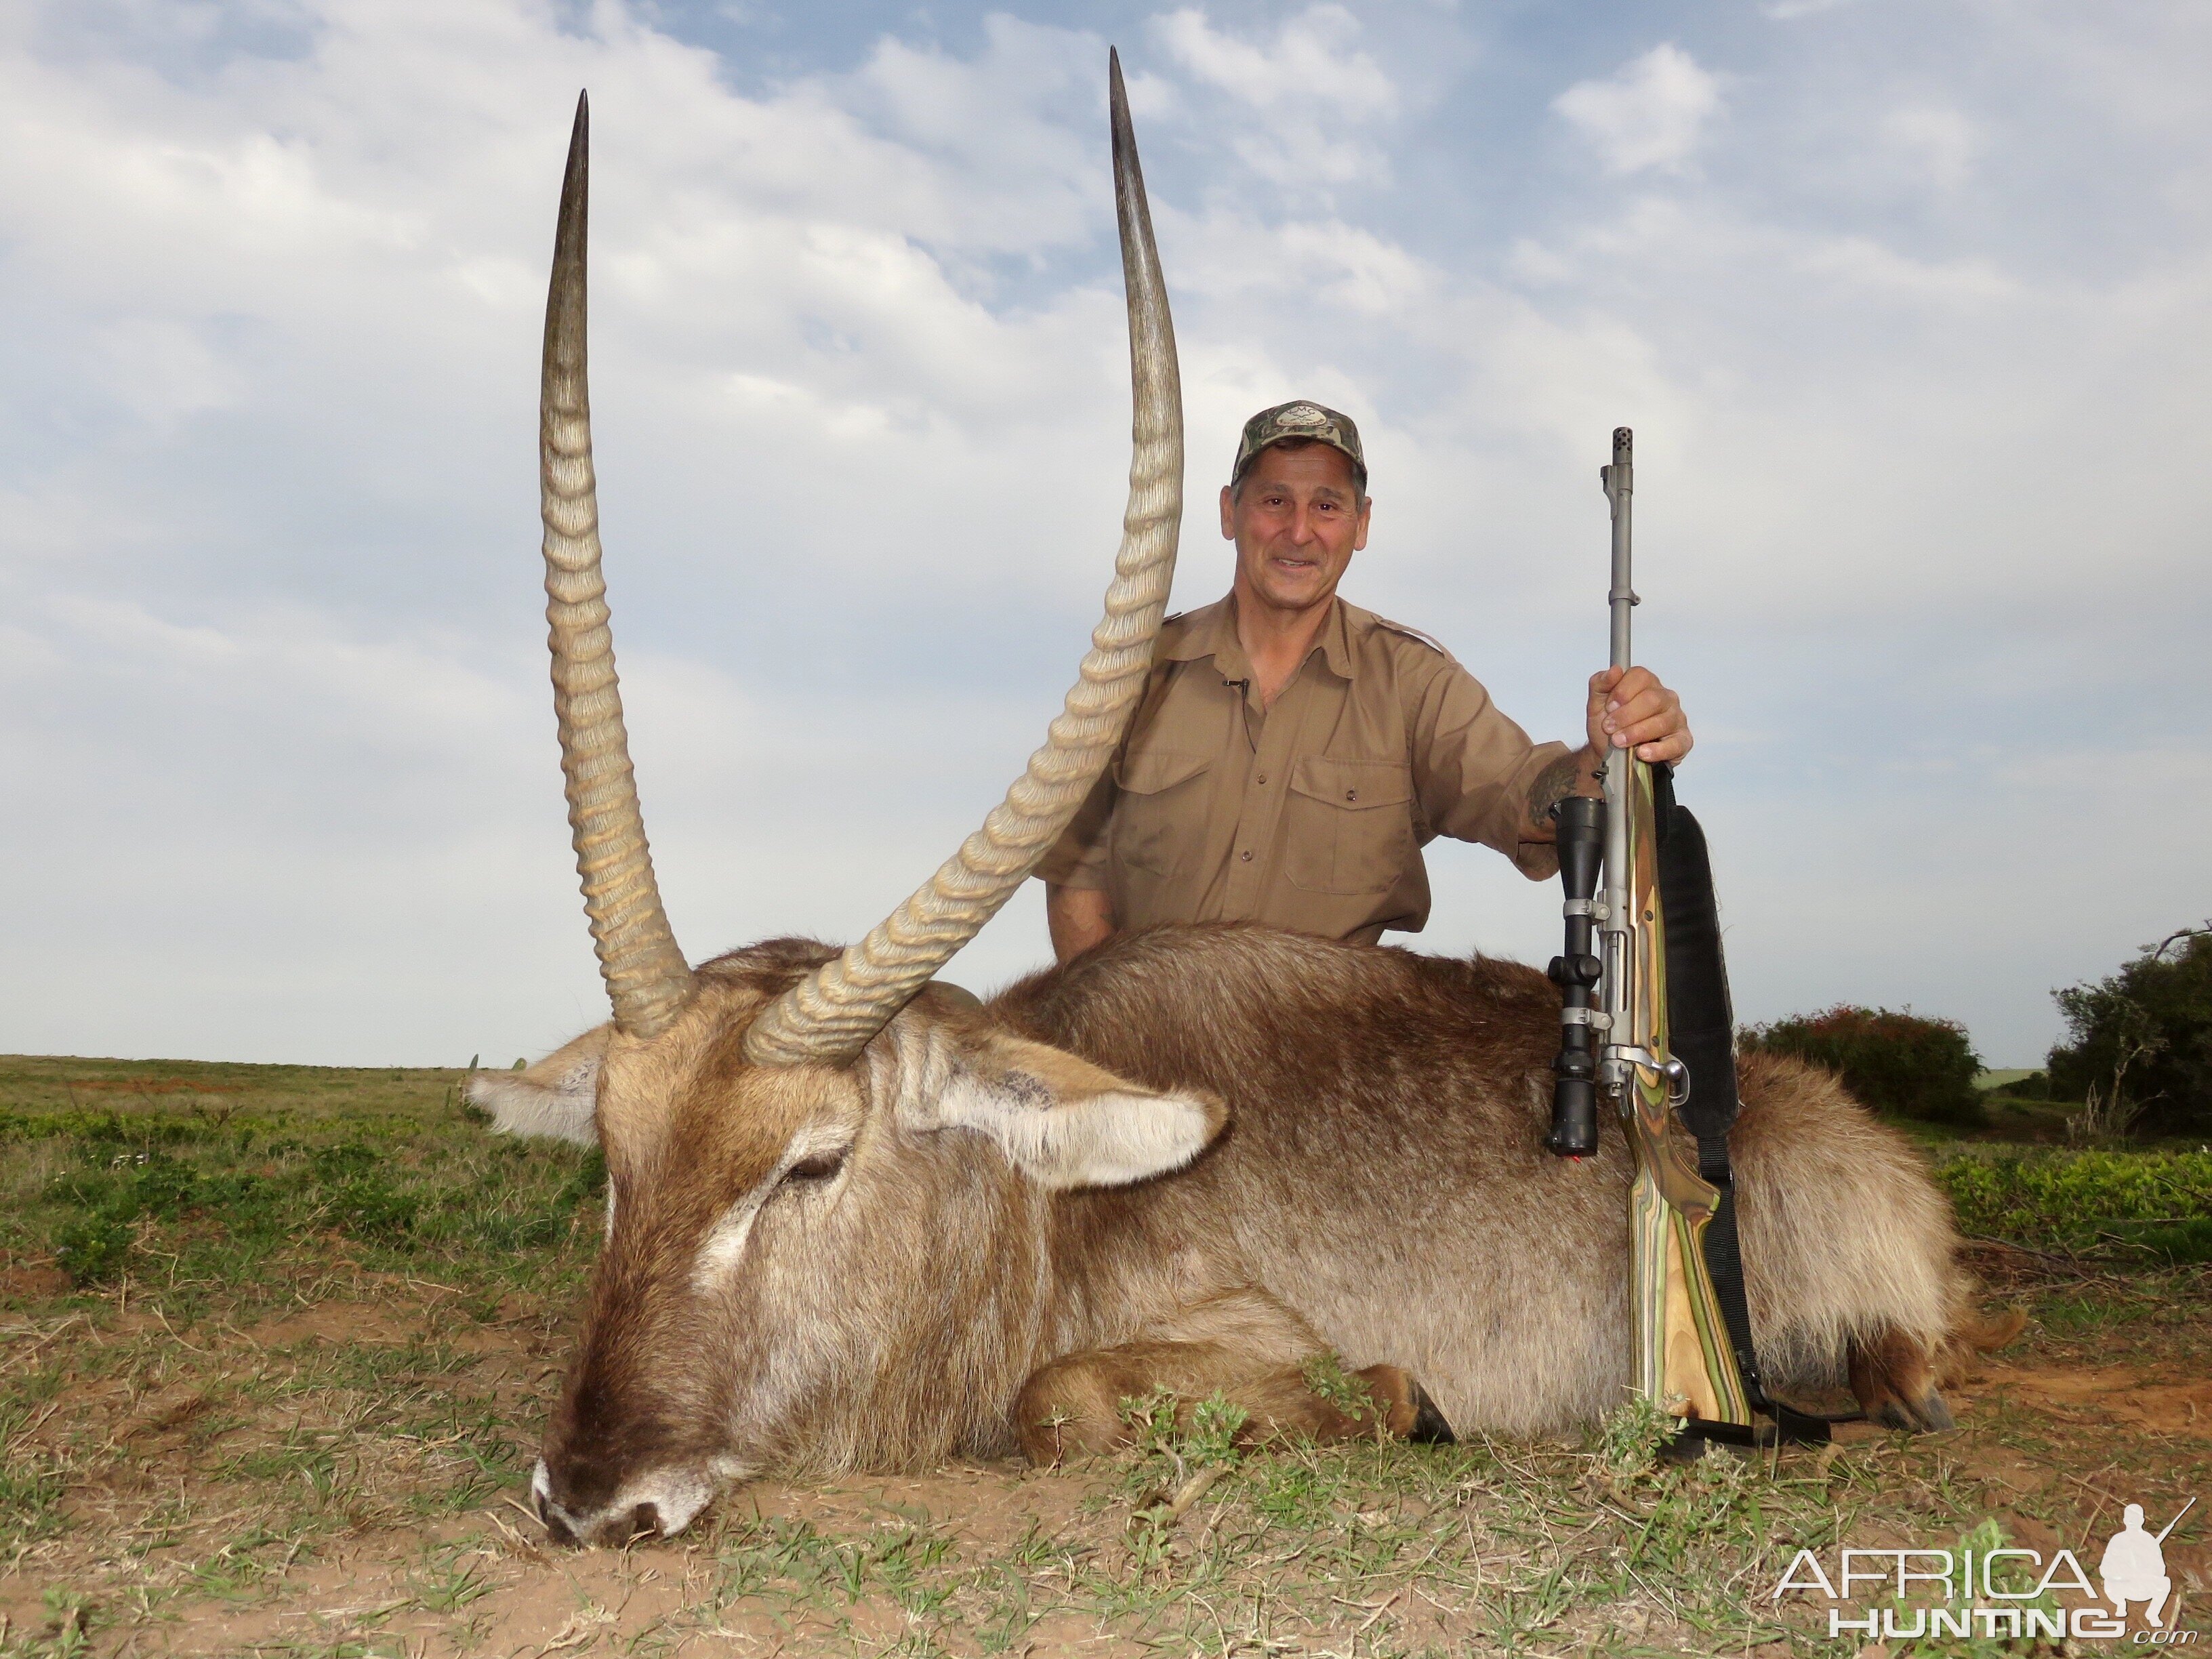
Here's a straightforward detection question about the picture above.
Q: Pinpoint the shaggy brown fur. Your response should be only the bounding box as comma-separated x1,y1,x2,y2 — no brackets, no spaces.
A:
485,924,2009,1546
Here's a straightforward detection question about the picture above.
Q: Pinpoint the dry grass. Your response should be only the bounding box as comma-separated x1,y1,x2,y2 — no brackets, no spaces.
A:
0,1054,2207,1656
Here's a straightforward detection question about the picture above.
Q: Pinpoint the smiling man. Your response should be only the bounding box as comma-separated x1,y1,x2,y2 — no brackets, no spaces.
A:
1038,400,1693,961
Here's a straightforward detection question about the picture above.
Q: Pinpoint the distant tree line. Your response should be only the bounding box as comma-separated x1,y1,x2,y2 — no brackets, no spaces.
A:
1739,1006,1983,1126
2046,923,2211,1139
1736,923,2212,1141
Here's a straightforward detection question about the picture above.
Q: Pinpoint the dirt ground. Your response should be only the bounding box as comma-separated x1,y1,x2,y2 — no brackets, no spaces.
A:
1,1057,2207,1656
0,1249,2201,1657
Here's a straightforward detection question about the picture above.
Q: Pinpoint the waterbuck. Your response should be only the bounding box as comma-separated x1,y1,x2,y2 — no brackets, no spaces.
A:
480,66,1993,1549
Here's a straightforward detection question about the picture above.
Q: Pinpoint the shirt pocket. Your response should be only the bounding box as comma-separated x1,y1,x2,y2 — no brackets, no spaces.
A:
1112,749,1214,878
1284,756,1415,895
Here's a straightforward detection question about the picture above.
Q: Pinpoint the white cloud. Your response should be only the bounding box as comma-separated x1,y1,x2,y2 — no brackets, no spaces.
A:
1881,104,1982,190
1169,211,1433,315
1,1,2208,1074
1153,4,1394,118
1151,5,1397,187
1553,43,1723,175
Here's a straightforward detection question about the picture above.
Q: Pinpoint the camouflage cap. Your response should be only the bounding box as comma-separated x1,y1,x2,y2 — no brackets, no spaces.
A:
1232,401,1366,493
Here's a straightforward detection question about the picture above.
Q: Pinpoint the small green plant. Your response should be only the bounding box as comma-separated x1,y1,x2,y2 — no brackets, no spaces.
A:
1114,1387,1181,1460
37,1587,94,1658
49,1214,132,1285
1116,1389,1250,1571
1298,1351,1382,1425
0,1406,69,1551
1185,1393,1249,1465
1595,1391,1681,1480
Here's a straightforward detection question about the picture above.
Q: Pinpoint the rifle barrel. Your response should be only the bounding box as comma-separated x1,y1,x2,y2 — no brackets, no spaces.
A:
2155,1495,2196,1544
1599,427,1635,1094
1605,426,1634,672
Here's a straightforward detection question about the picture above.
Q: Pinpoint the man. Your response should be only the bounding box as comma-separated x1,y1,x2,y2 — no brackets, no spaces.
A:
2099,1504,2174,1628
1038,399,1693,962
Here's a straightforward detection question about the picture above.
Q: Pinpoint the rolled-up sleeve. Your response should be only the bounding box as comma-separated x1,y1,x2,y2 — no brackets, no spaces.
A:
1036,766,1118,890
1408,657,1574,882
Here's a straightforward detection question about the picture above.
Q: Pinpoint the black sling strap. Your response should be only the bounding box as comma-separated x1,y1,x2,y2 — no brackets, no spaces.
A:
1652,767,1841,1447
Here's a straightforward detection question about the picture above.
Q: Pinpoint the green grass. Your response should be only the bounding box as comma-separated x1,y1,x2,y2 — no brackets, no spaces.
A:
0,1054,602,1312
1,1052,2207,1657
1933,1146,2212,1261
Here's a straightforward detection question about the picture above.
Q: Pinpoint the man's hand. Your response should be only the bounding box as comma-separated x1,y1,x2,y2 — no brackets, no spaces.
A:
1524,668,1694,839
1046,883,1117,965
1587,666,1692,766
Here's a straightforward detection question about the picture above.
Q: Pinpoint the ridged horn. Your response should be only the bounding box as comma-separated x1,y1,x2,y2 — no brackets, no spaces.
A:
540,91,697,1039
743,49,1183,1067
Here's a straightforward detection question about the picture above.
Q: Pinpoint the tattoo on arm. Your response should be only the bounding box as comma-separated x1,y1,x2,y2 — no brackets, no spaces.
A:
1525,753,1586,834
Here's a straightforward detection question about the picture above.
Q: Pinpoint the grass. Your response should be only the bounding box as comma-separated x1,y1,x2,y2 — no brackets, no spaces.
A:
1933,1146,2212,1261
0,1052,2207,1656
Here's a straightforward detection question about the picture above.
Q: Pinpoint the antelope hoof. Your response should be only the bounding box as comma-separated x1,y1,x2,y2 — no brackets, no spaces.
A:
1874,1388,1955,1435
1407,1380,1456,1445
1353,1365,1456,1443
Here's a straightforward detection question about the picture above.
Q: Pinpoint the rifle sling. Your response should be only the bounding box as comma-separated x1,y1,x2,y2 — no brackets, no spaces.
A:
1653,767,1846,1446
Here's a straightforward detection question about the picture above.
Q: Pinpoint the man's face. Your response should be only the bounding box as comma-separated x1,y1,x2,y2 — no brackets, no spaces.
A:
1221,442,1371,616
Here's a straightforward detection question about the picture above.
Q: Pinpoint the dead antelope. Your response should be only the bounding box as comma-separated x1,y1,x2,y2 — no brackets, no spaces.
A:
479,65,1997,1549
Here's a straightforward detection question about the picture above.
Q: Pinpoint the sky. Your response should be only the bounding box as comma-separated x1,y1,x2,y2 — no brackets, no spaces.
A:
2,0,2207,1069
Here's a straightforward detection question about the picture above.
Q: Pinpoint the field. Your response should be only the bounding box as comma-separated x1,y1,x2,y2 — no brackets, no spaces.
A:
0,1054,2206,1658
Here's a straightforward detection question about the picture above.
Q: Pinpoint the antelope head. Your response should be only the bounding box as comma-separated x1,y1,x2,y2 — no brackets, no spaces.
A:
507,56,1195,1547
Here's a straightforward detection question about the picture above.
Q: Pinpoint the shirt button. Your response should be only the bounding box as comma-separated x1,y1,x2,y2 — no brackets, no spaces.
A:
1239,848,1253,861
1345,788,1359,802
1256,774,1267,785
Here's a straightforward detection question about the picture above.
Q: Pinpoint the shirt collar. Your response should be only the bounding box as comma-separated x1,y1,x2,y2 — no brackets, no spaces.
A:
1165,592,1357,684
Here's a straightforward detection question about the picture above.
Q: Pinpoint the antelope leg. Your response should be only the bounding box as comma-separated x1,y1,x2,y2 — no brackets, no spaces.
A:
1015,1288,1447,1462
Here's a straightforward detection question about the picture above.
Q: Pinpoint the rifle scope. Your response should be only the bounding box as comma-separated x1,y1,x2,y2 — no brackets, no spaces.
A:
1546,794,1605,1158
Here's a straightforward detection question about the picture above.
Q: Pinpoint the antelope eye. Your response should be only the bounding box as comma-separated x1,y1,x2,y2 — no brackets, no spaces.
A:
782,1151,846,1186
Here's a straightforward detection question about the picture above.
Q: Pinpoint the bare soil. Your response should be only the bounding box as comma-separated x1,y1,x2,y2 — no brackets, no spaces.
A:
1,1057,2207,1656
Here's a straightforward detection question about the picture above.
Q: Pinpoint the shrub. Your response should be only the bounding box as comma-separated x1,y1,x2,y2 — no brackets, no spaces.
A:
1740,1005,1983,1126
51,1215,134,1284
2048,925,2212,1139
1936,1149,2212,1261
322,1176,417,1240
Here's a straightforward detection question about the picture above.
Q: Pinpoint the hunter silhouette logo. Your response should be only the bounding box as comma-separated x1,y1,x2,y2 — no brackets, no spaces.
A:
1772,1498,2198,1642
2102,1499,2193,1629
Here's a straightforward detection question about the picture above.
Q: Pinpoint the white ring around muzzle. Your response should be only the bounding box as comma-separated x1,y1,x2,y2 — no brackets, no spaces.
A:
532,1456,716,1547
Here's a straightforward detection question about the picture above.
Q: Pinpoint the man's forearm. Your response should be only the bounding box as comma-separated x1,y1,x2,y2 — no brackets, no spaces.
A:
1047,883,1118,964
1522,745,1607,842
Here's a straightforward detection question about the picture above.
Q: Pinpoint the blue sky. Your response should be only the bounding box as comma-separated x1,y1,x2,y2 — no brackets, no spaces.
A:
2,0,2205,1067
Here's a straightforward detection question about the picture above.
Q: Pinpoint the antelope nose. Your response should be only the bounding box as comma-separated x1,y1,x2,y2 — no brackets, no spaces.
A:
533,1486,579,1548
530,1459,583,1547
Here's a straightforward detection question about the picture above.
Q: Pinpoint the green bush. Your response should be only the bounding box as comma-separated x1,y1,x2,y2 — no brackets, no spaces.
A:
39,1137,425,1281
322,1176,418,1241
1740,1005,1984,1126
1936,1149,2212,1261
50,1214,134,1284
2049,926,2212,1137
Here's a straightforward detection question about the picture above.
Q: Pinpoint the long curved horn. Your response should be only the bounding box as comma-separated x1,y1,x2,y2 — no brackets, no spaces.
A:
744,50,1183,1067
541,91,697,1039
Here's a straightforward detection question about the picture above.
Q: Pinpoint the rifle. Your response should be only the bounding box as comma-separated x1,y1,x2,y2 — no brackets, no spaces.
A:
1545,428,1830,1454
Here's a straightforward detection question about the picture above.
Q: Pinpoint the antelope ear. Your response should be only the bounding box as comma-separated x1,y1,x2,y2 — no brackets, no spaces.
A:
920,1031,1227,1190
464,1025,608,1146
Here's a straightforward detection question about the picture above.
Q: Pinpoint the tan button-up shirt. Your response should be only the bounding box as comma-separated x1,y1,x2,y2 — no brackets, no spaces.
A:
1037,594,1575,945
